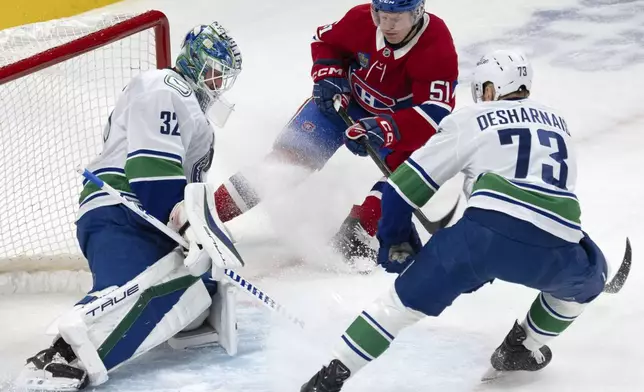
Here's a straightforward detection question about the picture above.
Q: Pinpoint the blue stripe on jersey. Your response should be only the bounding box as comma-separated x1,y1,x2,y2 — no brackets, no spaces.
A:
129,178,186,223
370,179,387,193
82,167,125,186
361,311,394,340
526,315,558,337
407,158,440,191
508,180,578,199
127,149,183,164
540,293,577,320
417,102,451,126
471,191,582,230
79,191,140,208
341,335,372,362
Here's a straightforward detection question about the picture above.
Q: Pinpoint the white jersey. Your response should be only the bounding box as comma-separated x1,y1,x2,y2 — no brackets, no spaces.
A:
389,98,582,242
78,68,215,222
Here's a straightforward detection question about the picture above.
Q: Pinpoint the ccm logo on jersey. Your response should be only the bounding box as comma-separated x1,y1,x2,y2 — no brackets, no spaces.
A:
85,284,140,317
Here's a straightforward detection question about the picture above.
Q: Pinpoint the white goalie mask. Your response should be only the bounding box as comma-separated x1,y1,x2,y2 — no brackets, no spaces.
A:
471,49,533,103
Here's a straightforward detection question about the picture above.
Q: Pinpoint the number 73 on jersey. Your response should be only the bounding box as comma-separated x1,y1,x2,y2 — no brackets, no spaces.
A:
497,127,570,190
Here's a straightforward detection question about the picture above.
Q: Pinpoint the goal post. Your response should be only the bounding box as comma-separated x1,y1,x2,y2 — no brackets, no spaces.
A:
0,10,171,293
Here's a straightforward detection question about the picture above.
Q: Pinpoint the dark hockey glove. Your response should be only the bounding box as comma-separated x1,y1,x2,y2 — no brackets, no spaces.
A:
376,223,422,274
343,115,400,157
312,61,351,118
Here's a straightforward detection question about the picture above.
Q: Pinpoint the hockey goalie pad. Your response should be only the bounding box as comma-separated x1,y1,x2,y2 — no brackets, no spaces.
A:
167,281,238,355
184,182,245,269
55,249,212,387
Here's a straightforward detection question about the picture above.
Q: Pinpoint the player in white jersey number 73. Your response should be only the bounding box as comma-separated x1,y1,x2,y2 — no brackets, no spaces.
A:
300,49,614,391
17,22,243,391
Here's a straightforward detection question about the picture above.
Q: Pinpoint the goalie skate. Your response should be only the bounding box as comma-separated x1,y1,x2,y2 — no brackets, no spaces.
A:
16,339,89,392
168,281,238,355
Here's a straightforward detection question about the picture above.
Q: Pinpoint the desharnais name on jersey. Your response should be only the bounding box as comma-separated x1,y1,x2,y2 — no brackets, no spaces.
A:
387,98,582,243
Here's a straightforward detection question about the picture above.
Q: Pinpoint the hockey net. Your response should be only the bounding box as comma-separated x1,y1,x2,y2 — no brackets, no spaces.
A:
0,10,170,293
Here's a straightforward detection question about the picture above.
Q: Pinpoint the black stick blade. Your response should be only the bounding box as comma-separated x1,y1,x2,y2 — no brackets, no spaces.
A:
604,237,631,294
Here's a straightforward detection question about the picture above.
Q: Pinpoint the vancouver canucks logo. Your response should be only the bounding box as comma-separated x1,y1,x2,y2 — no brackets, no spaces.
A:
192,140,214,182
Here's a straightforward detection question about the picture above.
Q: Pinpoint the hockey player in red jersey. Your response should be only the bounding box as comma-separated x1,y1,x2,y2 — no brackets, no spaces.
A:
214,0,458,263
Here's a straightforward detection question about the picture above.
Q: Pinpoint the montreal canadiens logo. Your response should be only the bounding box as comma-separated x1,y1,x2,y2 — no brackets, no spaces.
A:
302,121,316,132
350,73,396,114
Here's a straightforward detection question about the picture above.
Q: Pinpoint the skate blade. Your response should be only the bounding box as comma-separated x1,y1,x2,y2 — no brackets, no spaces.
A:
480,366,545,385
480,367,505,382
15,367,85,392
168,324,220,350
15,377,84,392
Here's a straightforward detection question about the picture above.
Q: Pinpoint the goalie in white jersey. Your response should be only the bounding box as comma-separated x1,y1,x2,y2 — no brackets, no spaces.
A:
18,22,243,391
301,50,609,391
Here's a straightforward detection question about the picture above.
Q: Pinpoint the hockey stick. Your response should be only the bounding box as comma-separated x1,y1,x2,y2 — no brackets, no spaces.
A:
333,97,458,234
603,237,631,294
77,168,306,329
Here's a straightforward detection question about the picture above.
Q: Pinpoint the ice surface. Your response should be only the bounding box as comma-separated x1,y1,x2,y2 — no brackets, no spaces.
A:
1,0,643,390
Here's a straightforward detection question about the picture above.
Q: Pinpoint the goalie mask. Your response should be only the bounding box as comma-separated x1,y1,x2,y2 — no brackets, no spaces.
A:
176,22,243,127
471,49,532,103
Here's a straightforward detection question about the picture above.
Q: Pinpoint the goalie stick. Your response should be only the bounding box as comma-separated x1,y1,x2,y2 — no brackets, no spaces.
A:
77,168,306,329
333,97,458,235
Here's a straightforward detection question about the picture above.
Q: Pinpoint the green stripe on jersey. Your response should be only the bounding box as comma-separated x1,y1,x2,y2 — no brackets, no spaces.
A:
472,173,581,224
79,173,132,204
345,314,392,359
125,156,185,181
389,162,436,209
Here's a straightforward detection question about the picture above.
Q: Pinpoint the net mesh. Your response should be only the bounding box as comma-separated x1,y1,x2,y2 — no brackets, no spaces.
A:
0,13,161,275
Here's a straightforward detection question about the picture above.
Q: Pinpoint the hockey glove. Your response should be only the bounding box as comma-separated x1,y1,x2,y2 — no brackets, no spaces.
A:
312,61,351,118
168,201,212,277
376,223,422,274
343,115,400,157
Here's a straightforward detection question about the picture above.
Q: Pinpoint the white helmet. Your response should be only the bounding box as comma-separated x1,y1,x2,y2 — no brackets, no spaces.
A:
471,50,532,103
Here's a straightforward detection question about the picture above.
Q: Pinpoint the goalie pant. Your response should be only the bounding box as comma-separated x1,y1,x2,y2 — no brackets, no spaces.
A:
76,204,216,295
324,207,607,379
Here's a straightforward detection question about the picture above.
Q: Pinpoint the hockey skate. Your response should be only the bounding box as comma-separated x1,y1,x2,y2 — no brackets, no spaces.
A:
482,321,552,381
300,359,351,392
330,216,378,273
17,338,89,391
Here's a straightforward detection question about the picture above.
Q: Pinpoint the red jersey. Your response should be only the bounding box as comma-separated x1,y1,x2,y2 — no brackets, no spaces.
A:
311,4,458,152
